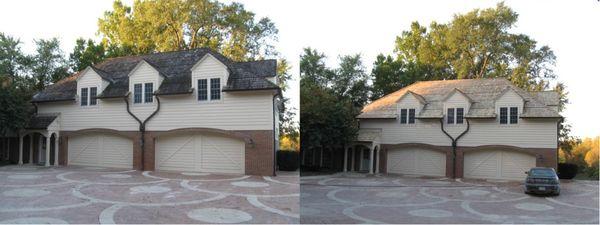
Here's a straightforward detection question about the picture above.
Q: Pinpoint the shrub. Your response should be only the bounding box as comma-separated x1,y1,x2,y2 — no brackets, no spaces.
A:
586,167,599,180
277,150,299,171
557,163,578,179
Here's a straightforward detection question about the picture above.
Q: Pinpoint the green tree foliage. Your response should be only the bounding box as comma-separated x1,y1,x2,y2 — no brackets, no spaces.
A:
373,2,558,99
300,48,370,155
30,38,70,91
97,0,277,61
0,33,27,77
0,76,30,136
69,38,107,72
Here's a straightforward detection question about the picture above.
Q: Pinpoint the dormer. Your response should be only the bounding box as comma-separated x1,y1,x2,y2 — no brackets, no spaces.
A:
396,91,426,124
76,66,112,107
190,53,229,102
442,88,472,125
127,60,164,104
494,86,525,124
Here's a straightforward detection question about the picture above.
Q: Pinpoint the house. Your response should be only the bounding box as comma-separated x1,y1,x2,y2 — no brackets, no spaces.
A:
343,78,561,180
13,48,280,176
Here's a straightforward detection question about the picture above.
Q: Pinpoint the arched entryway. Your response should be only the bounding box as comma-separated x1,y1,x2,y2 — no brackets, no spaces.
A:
343,143,380,174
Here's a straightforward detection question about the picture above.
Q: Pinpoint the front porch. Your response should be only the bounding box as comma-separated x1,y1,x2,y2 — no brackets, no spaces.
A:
12,114,61,167
342,128,382,174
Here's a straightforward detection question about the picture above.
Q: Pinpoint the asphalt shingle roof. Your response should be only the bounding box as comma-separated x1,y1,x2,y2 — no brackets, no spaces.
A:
26,114,58,129
32,48,278,102
358,78,561,119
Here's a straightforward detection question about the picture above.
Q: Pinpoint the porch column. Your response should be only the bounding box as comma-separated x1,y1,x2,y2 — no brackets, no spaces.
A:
375,147,380,174
359,148,364,171
6,138,10,160
369,146,374,174
54,134,59,166
350,147,355,172
319,148,323,167
18,135,23,165
29,134,33,163
45,135,50,166
343,145,348,172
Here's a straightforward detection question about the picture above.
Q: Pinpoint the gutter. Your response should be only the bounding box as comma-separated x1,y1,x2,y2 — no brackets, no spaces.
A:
272,92,280,176
124,94,161,171
439,118,470,179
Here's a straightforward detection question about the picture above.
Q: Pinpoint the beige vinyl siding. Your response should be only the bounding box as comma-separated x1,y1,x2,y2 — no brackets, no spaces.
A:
360,87,557,148
129,62,162,121
38,99,139,131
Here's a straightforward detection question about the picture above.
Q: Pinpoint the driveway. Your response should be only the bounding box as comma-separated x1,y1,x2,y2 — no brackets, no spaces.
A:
0,165,299,224
301,173,599,224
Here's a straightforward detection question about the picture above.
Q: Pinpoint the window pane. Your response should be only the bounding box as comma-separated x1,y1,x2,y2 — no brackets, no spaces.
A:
510,107,518,124
197,79,207,101
408,108,415,124
134,84,142,103
80,88,88,106
400,109,407,124
500,107,508,124
89,87,97,105
456,108,464,124
210,78,221,100
144,83,153,103
447,108,454,124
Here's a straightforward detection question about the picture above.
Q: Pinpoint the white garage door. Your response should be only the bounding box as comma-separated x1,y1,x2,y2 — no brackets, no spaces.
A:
464,150,536,180
155,134,245,174
68,133,133,168
387,148,446,176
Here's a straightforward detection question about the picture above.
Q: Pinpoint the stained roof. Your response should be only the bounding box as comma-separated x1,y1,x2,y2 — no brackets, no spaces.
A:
358,78,561,119
26,114,58,129
32,48,278,102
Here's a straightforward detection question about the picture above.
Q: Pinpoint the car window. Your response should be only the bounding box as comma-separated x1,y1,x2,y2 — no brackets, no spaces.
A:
530,169,555,176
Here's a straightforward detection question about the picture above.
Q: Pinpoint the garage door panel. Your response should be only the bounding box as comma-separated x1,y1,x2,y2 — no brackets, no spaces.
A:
68,134,132,169
387,148,445,176
464,150,535,180
156,135,195,172
156,134,245,174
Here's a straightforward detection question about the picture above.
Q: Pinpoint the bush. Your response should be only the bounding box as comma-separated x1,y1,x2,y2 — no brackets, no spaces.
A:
557,163,578,179
586,167,599,180
277,150,299,171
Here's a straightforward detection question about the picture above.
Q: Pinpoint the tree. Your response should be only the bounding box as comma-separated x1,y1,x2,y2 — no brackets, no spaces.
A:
29,38,69,91
69,38,107,72
0,76,30,136
0,33,27,77
373,2,557,97
97,0,278,61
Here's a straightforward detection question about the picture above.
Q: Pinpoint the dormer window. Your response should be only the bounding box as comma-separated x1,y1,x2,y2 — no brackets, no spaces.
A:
447,108,464,124
133,83,153,104
399,108,415,124
197,78,221,102
500,107,518,124
80,87,97,106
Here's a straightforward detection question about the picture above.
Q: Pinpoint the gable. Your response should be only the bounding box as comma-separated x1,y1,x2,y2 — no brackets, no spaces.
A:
76,68,109,96
495,87,525,108
128,61,163,93
191,53,229,91
443,89,472,111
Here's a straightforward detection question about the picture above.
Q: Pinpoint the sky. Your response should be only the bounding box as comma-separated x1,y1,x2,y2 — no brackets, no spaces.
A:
1,0,598,138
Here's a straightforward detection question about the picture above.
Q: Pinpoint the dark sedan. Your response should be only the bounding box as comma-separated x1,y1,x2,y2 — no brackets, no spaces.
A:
524,167,560,195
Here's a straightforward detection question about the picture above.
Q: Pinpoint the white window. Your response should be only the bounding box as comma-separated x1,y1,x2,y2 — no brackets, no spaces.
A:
399,108,415,124
197,78,221,102
133,83,153,104
210,78,221,100
447,108,464,124
80,87,98,107
500,107,518,124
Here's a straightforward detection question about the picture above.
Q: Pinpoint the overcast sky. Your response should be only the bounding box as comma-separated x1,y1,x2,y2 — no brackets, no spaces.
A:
1,0,598,137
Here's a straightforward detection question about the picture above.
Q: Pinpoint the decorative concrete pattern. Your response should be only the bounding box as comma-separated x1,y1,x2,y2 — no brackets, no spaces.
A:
300,173,599,224
0,165,299,224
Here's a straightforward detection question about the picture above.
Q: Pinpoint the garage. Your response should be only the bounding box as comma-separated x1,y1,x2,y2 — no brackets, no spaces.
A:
155,133,245,174
463,149,536,180
387,148,446,176
68,133,133,168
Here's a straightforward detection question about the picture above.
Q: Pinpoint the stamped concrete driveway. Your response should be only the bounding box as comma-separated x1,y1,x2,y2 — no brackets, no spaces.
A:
301,173,599,224
0,165,298,224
